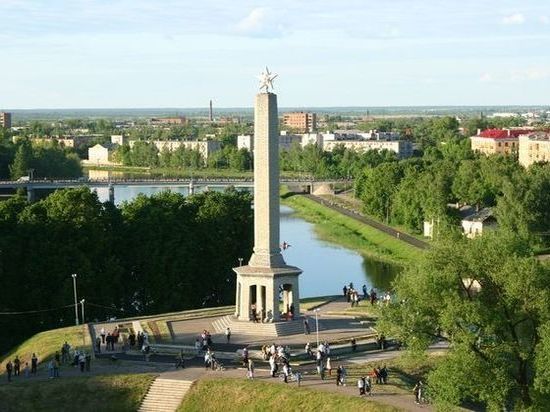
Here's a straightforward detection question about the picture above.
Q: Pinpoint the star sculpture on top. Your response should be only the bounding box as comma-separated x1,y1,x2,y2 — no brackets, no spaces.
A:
257,66,278,93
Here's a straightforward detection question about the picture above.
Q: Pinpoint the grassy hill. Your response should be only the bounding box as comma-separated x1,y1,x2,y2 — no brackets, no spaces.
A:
0,324,91,372
178,378,398,412
0,374,154,412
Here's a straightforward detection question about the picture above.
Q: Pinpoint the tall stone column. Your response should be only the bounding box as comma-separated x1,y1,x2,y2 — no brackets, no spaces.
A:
248,93,285,268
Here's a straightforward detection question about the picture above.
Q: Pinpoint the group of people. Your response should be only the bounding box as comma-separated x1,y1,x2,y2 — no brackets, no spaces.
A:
257,343,297,384
4,355,32,382
342,283,393,307
194,329,213,353
4,340,94,383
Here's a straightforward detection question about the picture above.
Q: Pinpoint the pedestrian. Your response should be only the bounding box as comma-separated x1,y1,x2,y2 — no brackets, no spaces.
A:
343,285,347,297
365,375,373,396
31,353,38,375
6,361,13,382
225,327,231,343
129,331,136,347
340,365,347,386
336,365,342,386
269,354,277,377
413,381,424,404
53,358,60,378
247,359,254,379
13,356,20,376
362,284,367,298
242,347,249,366
380,364,388,384
79,352,86,372
326,357,332,376
357,376,365,396
100,327,106,344
47,360,54,379
85,353,91,372
303,318,310,335
95,337,101,354
23,362,30,378
282,362,290,383
204,349,211,370
351,338,357,352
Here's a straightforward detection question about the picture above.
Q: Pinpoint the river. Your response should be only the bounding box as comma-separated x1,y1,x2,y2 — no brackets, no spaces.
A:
92,185,399,298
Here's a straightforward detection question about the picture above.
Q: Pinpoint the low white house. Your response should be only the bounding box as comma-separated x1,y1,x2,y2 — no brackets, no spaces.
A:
461,208,497,239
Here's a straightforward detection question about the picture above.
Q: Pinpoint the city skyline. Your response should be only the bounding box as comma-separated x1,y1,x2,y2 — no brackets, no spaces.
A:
1,0,549,109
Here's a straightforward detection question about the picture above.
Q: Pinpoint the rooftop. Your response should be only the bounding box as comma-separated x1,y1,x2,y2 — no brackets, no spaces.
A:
462,207,494,223
477,128,531,139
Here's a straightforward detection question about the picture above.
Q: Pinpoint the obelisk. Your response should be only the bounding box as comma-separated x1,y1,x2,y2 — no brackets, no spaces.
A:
233,68,302,323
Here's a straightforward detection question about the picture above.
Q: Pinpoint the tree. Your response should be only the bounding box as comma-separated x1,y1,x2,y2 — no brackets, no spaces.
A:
357,162,403,221
9,141,33,179
452,160,492,209
379,231,550,409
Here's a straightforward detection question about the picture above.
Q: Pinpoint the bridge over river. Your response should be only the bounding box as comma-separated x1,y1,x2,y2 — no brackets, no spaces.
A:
0,178,352,202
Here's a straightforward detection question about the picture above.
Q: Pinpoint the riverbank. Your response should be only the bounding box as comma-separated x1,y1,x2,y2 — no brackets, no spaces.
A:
281,191,424,267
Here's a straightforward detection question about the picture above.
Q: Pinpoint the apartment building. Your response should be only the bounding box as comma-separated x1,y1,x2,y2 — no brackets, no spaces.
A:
282,112,317,133
518,132,550,167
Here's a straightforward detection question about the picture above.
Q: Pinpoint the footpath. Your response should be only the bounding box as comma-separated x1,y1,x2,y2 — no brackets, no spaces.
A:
303,194,429,250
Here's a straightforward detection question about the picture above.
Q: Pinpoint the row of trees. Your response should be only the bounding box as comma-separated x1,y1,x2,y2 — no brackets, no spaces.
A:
0,139,82,180
0,187,253,354
116,143,252,171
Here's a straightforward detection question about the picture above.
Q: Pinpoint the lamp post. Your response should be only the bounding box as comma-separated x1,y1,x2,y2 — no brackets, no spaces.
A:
314,308,320,347
238,257,243,267
80,299,85,324
71,273,79,325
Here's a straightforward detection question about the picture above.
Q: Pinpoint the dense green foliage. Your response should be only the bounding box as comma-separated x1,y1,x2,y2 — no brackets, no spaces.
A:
0,138,82,180
0,187,253,354
379,231,550,410
355,135,550,247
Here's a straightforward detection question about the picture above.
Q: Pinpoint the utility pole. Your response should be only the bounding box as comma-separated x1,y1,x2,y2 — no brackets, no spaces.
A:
72,273,79,325
80,299,85,324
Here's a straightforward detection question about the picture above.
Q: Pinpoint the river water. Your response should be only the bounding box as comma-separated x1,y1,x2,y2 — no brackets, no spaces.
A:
92,185,399,298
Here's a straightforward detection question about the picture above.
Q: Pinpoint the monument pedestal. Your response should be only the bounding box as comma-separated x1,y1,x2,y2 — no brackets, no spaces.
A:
234,264,302,322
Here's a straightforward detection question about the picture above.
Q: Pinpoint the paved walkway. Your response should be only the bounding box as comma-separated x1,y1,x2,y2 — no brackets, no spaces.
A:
304,194,429,249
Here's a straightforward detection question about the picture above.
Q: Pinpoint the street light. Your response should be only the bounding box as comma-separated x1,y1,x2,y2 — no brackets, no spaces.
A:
71,274,79,325
80,299,85,324
238,257,244,267
314,308,321,347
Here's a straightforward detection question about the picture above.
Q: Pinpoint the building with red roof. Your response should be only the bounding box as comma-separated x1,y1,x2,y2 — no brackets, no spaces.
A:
470,128,532,156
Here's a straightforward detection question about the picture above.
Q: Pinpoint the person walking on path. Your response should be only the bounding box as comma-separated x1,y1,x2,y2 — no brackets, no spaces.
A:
326,357,332,376
247,359,255,380
225,327,231,343
303,318,311,335
13,356,20,376
31,353,38,375
357,376,365,396
6,361,13,382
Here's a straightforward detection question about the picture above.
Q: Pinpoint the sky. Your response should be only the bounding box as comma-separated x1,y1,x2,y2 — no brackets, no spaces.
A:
0,0,549,109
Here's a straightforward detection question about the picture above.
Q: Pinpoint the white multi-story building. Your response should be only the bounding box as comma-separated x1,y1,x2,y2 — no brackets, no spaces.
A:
323,139,413,158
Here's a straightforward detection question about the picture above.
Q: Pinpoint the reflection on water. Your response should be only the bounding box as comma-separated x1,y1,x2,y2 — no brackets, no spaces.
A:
93,187,399,298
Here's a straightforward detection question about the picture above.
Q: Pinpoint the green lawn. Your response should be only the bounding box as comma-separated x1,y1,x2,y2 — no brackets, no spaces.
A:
281,193,424,266
1,325,91,372
178,378,398,412
0,373,155,412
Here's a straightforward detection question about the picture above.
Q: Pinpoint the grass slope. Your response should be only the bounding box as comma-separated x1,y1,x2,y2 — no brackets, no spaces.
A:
178,378,398,412
1,325,91,371
282,194,424,266
0,373,154,412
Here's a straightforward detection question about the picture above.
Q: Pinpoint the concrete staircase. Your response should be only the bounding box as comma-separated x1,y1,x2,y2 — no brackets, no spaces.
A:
138,378,193,412
212,315,322,337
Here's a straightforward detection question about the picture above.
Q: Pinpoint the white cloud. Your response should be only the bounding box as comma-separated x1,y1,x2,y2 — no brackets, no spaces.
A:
541,16,550,25
479,73,493,82
509,67,550,81
235,7,284,38
501,13,525,25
